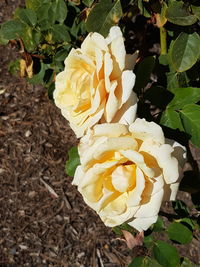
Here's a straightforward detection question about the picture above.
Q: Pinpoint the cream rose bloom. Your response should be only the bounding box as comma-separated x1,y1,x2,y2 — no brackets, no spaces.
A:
53,26,138,138
72,119,186,231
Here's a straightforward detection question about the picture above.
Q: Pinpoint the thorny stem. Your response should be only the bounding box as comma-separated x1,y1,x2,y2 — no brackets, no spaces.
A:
160,27,167,55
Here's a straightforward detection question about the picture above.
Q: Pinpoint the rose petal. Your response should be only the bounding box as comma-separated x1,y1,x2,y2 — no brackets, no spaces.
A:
134,189,164,218
120,70,136,107
120,150,155,178
93,123,129,137
140,140,179,184
81,32,108,56
129,118,165,144
105,80,119,122
128,216,158,232
112,92,138,125
127,167,145,206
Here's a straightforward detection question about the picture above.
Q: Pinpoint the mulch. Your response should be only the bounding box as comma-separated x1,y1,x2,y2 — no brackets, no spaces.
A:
0,1,200,266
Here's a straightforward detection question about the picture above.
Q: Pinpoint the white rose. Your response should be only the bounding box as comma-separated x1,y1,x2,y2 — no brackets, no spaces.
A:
73,119,186,231
53,26,138,138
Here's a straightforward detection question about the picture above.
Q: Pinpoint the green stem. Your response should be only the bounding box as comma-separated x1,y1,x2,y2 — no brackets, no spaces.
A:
160,27,167,55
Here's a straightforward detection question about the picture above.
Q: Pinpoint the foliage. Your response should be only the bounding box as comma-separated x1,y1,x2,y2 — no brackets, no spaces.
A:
1,0,200,265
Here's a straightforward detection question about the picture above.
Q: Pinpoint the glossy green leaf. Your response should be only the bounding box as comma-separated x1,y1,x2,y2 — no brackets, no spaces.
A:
181,257,198,267
86,0,122,37
129,257,161,267
179,218,196,231
153,240,180,267
168,87,200,109
167,222,193,244
52,24,71,42
180,104,200,148
1,20,25,40
134,56,156,93
160,109,184,131
166,1,197,26
152,216,165,232
170,33,200,72
65,146,80,177
49,0,68,24
167,72,179,91
18,8,37,26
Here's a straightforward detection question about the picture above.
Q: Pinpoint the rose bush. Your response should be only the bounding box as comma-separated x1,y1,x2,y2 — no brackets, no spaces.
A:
53,26,138,138
73,119,186,231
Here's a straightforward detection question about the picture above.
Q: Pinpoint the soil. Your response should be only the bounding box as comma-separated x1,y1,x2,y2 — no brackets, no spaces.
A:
0,1,200,266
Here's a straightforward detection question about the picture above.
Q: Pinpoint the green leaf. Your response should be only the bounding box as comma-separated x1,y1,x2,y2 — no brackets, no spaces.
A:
112,226,122,235
8,59,20,76
18,8,37,26
25,0,41,10
166,1,197,26
170,32,200,72
143,235,154,249
138,0,151,18
54,48,70,62
167,222,193,244
191,5,200,21
181,257,198,267
166,72,179,91
179,218,196,230
83,0,94,7
37,3,51,23
129,257,161,267
180,104,200,148
134,56,156,93
52,24,71,42
159,54,168,66
153,240,180,267
25,0,49,11
86,0,122,37
152,216,165,232
65,146,80,177
172,200,190,217
38,19,50,31
49,0,68,24
0,30,8,45
1,20,25,40
168,87,200,109
160,109,184,131
22,27,41,52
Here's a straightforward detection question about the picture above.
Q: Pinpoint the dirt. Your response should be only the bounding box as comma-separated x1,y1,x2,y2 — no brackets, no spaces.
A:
0,1,200,266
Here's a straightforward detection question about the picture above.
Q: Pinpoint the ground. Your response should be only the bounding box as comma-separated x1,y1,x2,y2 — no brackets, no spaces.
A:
0,1,200,266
